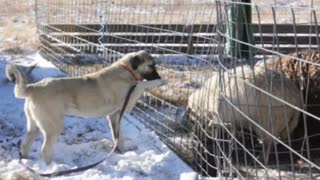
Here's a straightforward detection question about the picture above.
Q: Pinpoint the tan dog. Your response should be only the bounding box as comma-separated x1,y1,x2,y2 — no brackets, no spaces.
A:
6,51,164,164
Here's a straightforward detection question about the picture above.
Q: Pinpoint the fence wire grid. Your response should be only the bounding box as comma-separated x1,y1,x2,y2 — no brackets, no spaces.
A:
36,0,320,179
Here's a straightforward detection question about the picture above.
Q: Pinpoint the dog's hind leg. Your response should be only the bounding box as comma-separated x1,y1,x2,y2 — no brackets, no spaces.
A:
41,131,60,164
21,103,40,159
34,111,64,164
107,111,124,153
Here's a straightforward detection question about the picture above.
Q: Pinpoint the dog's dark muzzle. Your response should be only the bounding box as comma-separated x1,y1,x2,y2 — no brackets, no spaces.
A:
143,67,161,80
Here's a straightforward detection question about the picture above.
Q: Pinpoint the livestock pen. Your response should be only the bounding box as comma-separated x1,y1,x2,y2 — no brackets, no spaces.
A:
35,0,320,179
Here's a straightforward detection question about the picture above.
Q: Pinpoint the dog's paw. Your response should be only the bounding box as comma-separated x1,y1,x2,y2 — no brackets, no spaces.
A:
115,145,138,153
115,146,124,154
39,159,53,167
115,142,125,154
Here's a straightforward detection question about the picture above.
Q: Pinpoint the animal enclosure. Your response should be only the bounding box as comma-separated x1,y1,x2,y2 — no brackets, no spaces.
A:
36,0,320,179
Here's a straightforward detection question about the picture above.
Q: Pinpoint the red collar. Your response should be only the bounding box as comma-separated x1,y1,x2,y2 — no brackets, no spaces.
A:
120,63,142,81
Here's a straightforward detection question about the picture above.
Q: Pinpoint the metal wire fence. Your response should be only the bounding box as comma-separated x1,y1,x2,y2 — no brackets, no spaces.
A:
36,0,320,179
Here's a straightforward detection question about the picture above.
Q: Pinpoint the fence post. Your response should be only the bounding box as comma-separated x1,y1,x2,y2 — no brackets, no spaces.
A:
225,0,254,60
186,25,194,54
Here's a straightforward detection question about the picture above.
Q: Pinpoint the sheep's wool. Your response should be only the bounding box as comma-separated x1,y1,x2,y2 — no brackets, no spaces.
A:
188,65,301,161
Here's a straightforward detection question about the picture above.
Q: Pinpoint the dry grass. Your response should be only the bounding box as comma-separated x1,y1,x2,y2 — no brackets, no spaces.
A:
0,0,38,53
34,0,317,24
0,0,317,55
147,67,202,106
36,0,216,24
58,62,105,76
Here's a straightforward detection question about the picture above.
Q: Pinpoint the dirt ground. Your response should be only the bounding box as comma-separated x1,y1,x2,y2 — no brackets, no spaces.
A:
0,1,38,53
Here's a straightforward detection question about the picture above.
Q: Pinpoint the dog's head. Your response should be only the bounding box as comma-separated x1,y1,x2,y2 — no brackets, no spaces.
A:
123,50,161,81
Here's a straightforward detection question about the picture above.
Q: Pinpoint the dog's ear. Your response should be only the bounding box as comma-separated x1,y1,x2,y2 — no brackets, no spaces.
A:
130,55,144,70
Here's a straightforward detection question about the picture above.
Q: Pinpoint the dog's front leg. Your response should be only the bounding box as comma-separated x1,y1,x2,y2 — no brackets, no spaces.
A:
107,111,124,153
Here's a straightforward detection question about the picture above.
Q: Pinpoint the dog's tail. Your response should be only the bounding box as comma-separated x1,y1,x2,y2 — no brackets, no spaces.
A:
6,64,29,98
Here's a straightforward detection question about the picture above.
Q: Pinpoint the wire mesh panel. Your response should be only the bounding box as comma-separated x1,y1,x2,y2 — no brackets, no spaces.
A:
36,0,320,179
198,0,320,179
36,0,218,76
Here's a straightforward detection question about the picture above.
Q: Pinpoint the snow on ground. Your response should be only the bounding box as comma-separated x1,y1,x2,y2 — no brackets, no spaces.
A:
0,52,194,179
